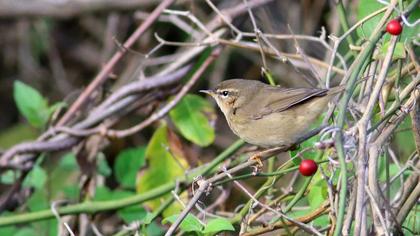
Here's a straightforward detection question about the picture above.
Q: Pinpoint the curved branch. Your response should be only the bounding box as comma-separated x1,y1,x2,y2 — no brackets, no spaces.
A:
0,0,162,18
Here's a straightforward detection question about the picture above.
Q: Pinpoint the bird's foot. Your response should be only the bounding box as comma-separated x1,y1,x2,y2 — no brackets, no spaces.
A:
249,154,263,173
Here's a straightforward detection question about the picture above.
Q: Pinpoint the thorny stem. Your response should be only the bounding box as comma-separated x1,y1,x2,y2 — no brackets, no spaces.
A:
333,0,398,233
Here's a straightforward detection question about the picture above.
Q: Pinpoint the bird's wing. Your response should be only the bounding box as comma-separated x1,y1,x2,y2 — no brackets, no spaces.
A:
248,87,328,120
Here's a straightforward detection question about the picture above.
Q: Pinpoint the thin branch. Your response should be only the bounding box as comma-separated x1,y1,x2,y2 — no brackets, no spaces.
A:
0,0,162,18
56,0,176,126
107,47,221,138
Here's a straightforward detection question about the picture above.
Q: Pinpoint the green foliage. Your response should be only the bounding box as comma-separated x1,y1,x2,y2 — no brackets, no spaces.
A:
307,180,327,210
59,152,78,170
118,205,147,224
170,94,215,147
313,215,330,227
163,214,204,233
143,221,165,236
114,147,146,188
394,117,415,158
0,170,16,185
376,42,406,60
0,225,17,235
202,218,235,234
13,81,65,128
290,134,318,165
94,186,148,223
402,208,420,235
13,227,38,236
27,187,49,211
399,8,420,41
163,214,235,235
23,164,47,190
357,0,419,42
48,153,80,200
356,0,385,39
14,81,50,128
137,123,189,216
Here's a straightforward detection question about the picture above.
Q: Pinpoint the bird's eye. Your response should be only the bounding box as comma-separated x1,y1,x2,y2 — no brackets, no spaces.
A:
221,91,229,97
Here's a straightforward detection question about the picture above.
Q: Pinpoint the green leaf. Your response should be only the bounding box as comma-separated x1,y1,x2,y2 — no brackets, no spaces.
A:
47,153,81,200
93,187,147,223
23,165,47,189
13,81,50,128
27,188,49,211
376,42,406,60
169,94,215,147
94,187,135,201
114,147,146,188
93,186,114,201
357,0,419,43
59,152,78,170
357,0,385,39
31,219,58,236
14,227,38,236
0,227,16,235
97,153,111,177
63,185,80,199
0,170,16,184
400,7,420,42
118,205,147,223
307,169,327,210
145,222,165,236
163,214,204,233
307,184,326,210
313,215,330,228
137,123,188,216
202,218,235,235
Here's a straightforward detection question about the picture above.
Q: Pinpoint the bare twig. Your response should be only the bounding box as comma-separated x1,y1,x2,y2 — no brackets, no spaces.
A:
56,0,175,126
107,47,221,138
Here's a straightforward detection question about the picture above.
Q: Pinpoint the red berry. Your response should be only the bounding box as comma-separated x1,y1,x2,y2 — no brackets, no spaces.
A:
386,19,402,35
299,159,318,176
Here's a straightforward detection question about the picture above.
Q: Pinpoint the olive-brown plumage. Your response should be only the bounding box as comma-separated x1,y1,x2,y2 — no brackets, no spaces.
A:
201,79,342,147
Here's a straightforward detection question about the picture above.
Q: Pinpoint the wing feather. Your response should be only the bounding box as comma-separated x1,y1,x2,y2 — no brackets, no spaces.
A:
247,87,328,120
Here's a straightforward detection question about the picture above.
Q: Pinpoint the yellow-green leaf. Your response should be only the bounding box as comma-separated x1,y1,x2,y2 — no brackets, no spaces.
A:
203,218,235,235
162,214,203,233
137,123,189,216
169,94,215,147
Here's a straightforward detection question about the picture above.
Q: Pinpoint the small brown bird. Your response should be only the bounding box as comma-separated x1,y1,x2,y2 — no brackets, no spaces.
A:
201,79,343,148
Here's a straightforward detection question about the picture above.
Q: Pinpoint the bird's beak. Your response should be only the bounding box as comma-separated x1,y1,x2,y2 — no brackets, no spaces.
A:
199,90,215,96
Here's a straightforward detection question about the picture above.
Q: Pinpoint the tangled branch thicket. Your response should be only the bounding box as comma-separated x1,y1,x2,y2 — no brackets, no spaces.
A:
0,0,419,235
